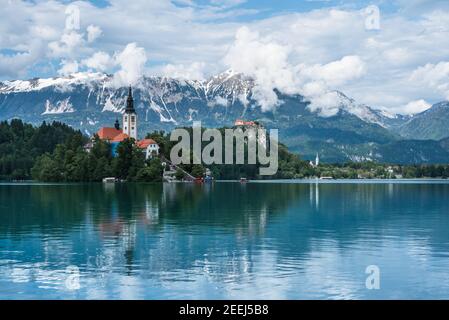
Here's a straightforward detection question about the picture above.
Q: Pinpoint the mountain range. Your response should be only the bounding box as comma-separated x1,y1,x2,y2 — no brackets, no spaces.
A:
1,71,449,164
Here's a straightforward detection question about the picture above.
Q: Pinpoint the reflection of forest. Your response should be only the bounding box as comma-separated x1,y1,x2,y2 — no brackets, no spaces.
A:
1,182,449,282
0,182,303,232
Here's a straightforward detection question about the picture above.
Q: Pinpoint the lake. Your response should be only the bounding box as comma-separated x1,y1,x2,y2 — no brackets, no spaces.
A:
1,180,449,299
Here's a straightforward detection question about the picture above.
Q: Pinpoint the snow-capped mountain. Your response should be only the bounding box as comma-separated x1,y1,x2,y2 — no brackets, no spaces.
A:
0,71,395,127
1,71,448,163
0,72,109,93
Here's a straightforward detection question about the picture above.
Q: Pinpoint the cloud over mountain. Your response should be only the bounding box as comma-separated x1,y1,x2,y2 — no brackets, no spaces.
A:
1,1,449,114
112,43,148,87
223,26,365,112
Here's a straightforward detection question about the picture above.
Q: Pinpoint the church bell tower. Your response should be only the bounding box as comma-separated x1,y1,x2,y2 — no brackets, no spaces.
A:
123,86,137,140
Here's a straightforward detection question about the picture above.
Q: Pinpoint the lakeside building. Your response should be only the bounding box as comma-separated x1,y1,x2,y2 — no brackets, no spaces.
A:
95,87,159,159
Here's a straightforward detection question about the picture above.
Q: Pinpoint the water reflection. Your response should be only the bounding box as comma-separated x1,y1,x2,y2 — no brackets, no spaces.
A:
1,182,449,299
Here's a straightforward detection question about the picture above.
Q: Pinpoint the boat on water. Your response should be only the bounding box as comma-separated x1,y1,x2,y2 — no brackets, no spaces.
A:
102,177,117,183
240,177,248,183
194,177,204,184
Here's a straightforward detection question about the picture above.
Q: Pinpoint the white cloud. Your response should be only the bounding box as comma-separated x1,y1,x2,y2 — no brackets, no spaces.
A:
86,25,102,43
82,44,148,85
58,60,79,76
398,99,432,115
48,31,84,57
112,43,148,87
410,61,449,100
1,0,449,113
306,91,343,117
30,25,59,41
0,40,45,78
224,26,296,111
82,51,113,72
224,26,365,112
0,51,37,79
298,56,366,87
162,62,207,80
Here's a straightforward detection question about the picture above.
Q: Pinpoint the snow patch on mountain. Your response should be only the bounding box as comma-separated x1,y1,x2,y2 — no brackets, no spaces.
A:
87,117,98,126
102,95,125,113
150,100,176,123
42,98,75,115
208,96,228,107
1,73,109,93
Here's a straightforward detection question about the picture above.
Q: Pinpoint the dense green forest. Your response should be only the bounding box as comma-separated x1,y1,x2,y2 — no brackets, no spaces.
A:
0,120,85,180
146,128,313,180
146,128,449,180
2,120,449,182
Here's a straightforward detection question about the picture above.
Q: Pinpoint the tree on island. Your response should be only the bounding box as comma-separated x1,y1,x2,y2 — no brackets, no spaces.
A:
135,158,164,182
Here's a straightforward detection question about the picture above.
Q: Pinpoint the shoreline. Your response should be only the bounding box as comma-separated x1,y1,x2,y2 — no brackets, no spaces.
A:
2,178,449,185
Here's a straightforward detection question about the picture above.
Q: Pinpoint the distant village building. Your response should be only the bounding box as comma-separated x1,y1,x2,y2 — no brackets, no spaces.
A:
234,119,259,127
234,119,267,146
95,87,159,159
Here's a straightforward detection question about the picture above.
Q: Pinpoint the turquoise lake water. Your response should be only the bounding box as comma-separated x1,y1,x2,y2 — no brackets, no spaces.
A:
1,181,449,299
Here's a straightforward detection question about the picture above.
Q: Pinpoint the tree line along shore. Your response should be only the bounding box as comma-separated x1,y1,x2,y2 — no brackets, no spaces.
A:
1,120,449,182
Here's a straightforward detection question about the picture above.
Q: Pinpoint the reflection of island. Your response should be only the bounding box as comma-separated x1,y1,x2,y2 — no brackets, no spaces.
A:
1,182,449,287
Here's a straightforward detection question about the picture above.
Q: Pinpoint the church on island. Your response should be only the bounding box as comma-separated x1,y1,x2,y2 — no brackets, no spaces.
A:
96,87,159,159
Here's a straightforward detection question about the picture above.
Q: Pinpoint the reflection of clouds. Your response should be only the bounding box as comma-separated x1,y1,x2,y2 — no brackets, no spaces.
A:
11,267,31,283
118,276,141,300
193,250,252,285
1,225,449,299
2,183,449,299
404,238,431,264
3,262,68,291
226,249,288,300
301,239,360,300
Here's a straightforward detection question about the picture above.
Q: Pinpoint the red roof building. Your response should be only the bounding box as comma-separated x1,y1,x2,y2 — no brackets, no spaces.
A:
96,126,160,159
97,127,123,141
234,119,257,127
136,139,157,149
137,138,160,159
111,133,129,143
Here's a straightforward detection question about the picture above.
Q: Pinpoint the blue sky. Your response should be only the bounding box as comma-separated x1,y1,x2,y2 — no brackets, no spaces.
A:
90,0,397,15
1,0,449,114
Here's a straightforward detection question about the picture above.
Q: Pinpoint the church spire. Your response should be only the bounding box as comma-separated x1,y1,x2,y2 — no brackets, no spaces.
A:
122,86,137,140
125,86,135,113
